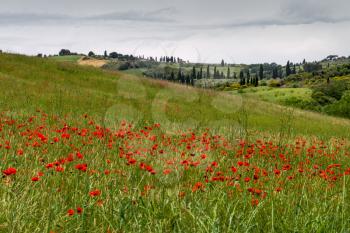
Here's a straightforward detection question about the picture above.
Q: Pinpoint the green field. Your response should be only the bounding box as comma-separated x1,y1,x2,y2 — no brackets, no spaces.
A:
49,55,83,62
233,87,313,104
1,53,350,232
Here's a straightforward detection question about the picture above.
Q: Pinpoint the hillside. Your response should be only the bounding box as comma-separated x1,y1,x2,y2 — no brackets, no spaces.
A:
0,53,349,139
2,53,350,232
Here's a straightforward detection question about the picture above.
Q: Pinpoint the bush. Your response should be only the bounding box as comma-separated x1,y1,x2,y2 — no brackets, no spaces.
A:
311,91,337,105
324,91,350,118
118,62,130,71
268,80,281,87
312,80,349,101
283,97,321,111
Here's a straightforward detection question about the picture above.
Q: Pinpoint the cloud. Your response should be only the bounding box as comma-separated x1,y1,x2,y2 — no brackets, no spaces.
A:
0,7,178,25
0,13,73,24
85,7,177,22
183,1,350,31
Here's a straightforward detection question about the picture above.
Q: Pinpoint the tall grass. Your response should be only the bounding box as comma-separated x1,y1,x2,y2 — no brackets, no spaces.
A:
0,53,350,232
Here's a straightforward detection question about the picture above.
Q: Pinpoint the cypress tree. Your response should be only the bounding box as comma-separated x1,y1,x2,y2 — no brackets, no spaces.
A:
227,67,231,79
259,64,264,80
186,75,190,85
170,71,175,82
207,65,210,78
286,61,291,76
177,68,182,83
192,66,196,79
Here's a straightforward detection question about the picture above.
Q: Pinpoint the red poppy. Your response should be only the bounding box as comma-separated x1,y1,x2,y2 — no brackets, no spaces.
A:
67,209,74,216
75,164,87,172
89,189,101,197
31,176,40,182
274,169,281,175
76,207,83,214
2,167,17,176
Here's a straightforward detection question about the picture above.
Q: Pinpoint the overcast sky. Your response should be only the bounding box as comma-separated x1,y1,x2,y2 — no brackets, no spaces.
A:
1,0,350,64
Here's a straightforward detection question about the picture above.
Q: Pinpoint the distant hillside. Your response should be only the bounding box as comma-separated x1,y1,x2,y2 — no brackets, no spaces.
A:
0,52,350,139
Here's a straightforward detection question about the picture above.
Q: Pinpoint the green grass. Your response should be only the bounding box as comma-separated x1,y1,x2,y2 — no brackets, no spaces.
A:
49,55,82,62
1,53,350,232
1,53,349,138
233,87,313,104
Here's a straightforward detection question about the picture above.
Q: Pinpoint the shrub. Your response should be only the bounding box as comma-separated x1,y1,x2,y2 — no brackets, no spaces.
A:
325,91,350,118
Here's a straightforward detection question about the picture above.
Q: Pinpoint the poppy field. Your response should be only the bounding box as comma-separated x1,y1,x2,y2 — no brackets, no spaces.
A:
1,110,350,232
1,54,350,232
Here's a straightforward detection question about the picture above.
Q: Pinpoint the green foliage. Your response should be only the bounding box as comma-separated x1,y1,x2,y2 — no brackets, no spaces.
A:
268,79,283,87
324,91,350,118
1,53,350,233
313,81,349,100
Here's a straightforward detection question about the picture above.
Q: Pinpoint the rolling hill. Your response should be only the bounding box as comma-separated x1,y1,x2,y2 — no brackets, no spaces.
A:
1,53,350,232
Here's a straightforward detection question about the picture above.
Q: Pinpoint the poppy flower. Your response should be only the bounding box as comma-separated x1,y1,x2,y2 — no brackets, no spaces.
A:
2,167,17,176
192,182,204,192
67,209,74,216
274,169,281,175
76,207,83,214
75,164,87,172
89,189,101,197
31,176,40,182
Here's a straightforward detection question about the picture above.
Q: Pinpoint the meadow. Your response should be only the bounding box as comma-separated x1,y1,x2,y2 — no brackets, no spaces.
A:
1,53,350,232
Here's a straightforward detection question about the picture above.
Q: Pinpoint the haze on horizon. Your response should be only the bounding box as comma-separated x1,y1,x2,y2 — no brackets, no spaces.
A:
0,0,350,64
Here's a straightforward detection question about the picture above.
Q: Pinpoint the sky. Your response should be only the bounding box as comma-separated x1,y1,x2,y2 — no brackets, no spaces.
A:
0,0,350,64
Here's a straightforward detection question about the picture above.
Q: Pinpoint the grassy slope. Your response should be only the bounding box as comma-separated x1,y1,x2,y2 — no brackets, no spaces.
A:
2,53,350,232
49,55,83,62
0,53,349,139
232,86,313,103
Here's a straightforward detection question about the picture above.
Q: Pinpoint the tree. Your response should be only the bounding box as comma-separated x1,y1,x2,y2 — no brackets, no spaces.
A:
272,67,278,79
214,66,217,79
186,75,190,85
286,61,292,76
207,65,210,78
170,71,175,82
109,52,119,59
192,66,196,79
59,49,71,56
239,71,244,85
199,67,203,79
221,59,225,67
177,69,182,82
259,64,264,80
227,67,231,79
88,51,95,57
104,50,108,58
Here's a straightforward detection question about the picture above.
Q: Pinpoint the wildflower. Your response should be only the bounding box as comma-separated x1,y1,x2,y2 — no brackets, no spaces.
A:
89,189,101,197
76,207,83,214
163,169,172,175
192,182,204,192
75,164,87,172
67,209,74,216
31,176,40,182
2,167,16,176
274,169,281,175
76,152,83,159
231,166,237,173
251,198,259,206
